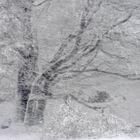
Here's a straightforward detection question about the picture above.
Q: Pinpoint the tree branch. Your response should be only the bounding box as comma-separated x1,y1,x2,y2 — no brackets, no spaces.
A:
71,68,140,81
99,48,126,60
33,0,51,7
50,0,103,66
103,4,140,37
43,1,140,82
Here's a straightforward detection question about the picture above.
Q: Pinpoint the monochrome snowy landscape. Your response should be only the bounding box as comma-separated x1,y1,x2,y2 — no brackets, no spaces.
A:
0,0,140,139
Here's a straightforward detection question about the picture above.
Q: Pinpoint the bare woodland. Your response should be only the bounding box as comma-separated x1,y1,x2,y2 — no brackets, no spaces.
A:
0,0,140,138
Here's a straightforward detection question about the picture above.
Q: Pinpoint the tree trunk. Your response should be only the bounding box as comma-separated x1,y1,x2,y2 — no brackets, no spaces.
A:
24,98,46,125
15,0,39,122
17,58,38,122
24,73,53,125
17,85,31,122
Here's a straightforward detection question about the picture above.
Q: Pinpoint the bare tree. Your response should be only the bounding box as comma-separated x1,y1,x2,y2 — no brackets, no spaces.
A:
1,0,140,126
24,0,140,125
0,0,40,122
10,0,39,122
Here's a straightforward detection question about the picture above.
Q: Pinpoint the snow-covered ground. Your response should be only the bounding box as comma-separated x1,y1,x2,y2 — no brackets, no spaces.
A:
0,135,140,140
1,74,140,139
0,135,39,140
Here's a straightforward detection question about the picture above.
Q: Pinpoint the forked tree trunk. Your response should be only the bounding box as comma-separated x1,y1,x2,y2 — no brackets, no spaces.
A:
24,73,54,125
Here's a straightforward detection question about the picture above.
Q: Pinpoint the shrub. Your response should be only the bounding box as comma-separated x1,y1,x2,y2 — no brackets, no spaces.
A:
88,91,112,103
43,103,132,139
